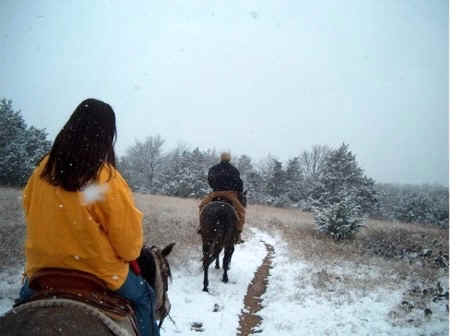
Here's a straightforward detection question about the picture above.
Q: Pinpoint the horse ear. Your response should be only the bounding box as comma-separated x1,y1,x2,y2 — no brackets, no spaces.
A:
162,242,175,257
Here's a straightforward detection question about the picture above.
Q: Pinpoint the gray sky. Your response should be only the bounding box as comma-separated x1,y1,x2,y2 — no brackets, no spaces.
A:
0,0,448,186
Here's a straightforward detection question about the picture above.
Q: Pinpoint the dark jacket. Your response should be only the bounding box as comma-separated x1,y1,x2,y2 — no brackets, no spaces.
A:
208,161,243,192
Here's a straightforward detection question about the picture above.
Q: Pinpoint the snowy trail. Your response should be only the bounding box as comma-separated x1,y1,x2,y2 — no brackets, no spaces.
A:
237,241,275,335
161,228,274,335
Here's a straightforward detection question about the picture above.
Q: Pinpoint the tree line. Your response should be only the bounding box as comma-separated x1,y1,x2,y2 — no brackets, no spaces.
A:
0,99,51,186
0,99,449,238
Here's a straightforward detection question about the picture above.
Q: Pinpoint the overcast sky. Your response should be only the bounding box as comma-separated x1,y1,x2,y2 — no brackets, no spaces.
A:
0,0,449,186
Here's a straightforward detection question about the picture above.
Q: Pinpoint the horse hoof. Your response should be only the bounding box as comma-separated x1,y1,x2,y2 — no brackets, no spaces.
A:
203,288,209,292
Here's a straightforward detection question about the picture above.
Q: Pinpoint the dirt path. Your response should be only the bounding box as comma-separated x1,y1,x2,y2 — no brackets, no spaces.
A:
236,241,275,335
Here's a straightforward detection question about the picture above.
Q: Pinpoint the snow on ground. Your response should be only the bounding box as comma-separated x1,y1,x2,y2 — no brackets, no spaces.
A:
160,229,269,335
0,228,449,335
0,267,23,316
161,227,448,336
259,236,448,336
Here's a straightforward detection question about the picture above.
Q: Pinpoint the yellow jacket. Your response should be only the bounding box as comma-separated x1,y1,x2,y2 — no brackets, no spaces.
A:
23,156,143,290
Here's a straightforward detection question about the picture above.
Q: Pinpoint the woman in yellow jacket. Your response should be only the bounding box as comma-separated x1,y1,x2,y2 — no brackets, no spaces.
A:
18,98,159,336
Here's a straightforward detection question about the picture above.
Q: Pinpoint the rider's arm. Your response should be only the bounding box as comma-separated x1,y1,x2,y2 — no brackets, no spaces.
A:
23,172,34,216
231,165,244,192
208,167,216,190
95,168,144,262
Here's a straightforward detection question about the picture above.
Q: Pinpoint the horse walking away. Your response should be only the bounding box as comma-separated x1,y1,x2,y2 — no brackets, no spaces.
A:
199,191,247,292
0,243,175,336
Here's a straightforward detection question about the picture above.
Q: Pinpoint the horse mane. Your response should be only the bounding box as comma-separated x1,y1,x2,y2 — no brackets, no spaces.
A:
136,245,173,325
137,246,157,287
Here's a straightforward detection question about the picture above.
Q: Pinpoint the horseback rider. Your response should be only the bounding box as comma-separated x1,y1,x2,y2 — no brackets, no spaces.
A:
199,152,246,243
18,99,160,336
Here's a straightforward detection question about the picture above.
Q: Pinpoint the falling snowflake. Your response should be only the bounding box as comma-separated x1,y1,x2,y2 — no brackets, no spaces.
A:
249,11,259,19
81,183,108,205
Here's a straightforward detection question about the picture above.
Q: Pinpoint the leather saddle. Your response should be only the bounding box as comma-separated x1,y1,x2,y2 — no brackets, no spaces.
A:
23,268,134,319
211,196,233,205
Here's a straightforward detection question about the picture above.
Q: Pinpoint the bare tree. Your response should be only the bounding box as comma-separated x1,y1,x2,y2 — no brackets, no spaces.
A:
299,145,331,178
120,135,165,192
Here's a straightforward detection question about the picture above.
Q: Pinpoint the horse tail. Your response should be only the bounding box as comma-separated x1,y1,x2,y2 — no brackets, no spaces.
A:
210,219,225,256
221,205,238,247
208,226,218,257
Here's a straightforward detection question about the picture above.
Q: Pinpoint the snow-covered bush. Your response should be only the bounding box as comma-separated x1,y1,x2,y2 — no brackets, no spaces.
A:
310,143,375,240
312,192,366,240
372,183,449,227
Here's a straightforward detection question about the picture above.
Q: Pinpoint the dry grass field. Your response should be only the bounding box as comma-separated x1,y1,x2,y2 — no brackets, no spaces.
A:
0,187,449,317
137,192,448,287
2,186,448,284
0,188,26,269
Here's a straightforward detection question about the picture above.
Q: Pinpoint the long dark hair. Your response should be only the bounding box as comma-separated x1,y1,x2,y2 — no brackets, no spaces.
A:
40,98,117,191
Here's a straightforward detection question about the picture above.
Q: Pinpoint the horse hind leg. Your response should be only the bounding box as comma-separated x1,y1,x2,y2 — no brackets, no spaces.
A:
216,250,230,270
222,245,234,283
215,251,221,269
202,242,211,292
203,263,210,292
202,242,222,292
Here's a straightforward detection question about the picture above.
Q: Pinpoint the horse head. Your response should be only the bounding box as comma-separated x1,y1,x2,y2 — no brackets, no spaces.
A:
137,242,175,327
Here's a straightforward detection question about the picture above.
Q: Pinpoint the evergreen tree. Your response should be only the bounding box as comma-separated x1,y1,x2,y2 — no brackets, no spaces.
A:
233,154,266,204
179,148,211,198
157,147,214,198
171,149,196,197
157,149,183,196
285,157,305,202
245,170,267,203
310,143,376,240
265,158,287,198
236,154,254,178
0,99,51,186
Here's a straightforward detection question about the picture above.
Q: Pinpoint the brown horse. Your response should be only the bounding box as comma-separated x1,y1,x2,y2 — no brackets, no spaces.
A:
0,243,174,336
200,191,247,292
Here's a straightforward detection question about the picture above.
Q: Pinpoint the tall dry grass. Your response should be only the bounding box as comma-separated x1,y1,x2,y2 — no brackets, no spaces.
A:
1,187,448,290
0,188,26,269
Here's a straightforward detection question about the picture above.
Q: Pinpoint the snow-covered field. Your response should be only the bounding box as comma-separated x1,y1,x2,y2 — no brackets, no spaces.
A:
1,227,449,335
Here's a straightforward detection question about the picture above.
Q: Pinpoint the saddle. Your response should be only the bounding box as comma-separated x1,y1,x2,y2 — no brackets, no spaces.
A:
22,268,135,319
211,196,233,205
